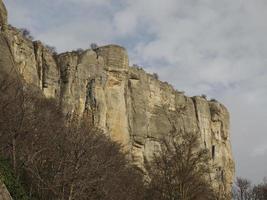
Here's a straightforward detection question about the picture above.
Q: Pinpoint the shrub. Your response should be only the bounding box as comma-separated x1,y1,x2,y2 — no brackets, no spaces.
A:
152,73,159,80
201,94,207,99
76,48,84,54
19,28,34,40
90,43,98,50
45,45,57,55
0,158,29,200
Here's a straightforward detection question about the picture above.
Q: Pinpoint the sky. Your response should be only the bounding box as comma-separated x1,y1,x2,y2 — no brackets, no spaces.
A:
4,0,267,183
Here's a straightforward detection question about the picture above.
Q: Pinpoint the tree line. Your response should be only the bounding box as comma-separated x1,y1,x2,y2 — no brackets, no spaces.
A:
232,177,267,200
0,71,145,200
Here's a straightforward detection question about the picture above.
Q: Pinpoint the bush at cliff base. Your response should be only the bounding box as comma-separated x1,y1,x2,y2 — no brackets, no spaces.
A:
0,158,29,200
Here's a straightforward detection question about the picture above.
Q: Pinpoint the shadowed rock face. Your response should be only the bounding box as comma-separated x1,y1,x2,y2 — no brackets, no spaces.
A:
0,1,235,198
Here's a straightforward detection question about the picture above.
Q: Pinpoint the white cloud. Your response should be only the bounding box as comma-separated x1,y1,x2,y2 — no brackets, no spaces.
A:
113,10,138,36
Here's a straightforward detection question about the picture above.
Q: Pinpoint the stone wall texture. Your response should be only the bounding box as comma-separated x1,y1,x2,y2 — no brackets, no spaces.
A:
0,2,235,198
0,0,7,30
0,181,12,200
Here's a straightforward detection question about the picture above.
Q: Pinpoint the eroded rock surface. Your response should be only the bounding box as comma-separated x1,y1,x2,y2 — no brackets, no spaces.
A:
0,181,12,200
0,1,235,197
0,0,7,31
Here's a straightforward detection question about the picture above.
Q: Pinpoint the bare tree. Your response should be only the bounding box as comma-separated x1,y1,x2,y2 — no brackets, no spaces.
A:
233,177,267,200
232,177,253,200
90,43,98,50
0,72,145,200
146,131,216,200
45,44,57,55
0,72,31,174
19,28,34,40
21,112,145,200
152,72,159,80
252,184,267,200
231,177,267,200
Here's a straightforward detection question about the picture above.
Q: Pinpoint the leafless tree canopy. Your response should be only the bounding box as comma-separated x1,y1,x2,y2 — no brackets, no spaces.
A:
0,72,144,200
232,177,267,200
6,70,266,200
145,131,217,200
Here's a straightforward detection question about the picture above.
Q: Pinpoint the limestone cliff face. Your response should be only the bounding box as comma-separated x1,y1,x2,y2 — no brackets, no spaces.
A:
0,0,7,31
0,181,12,200
0,3,234,196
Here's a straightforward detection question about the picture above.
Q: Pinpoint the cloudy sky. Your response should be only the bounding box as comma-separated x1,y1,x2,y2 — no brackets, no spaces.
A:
4,0,267,183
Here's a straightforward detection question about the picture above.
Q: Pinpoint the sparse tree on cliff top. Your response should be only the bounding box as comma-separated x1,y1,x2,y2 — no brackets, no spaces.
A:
19,28,34,40
90,43,98,50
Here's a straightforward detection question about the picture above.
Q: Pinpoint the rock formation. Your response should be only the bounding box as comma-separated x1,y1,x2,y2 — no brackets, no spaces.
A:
0,0,7,31
0,1,235,198
0,181,12,200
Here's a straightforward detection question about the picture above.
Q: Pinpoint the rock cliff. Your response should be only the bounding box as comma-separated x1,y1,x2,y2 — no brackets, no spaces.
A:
0,1,234,197
0,181,12,200
0,0,7,31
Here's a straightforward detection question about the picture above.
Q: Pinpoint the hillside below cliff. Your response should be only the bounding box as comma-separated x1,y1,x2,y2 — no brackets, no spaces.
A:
0,0,234,198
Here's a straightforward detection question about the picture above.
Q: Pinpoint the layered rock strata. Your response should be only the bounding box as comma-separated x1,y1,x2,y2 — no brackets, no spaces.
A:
0,2,234,197
0,0,7,31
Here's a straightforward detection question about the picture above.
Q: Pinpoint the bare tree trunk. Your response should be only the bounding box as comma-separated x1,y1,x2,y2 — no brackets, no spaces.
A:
68,183,74,200
12,136,16,174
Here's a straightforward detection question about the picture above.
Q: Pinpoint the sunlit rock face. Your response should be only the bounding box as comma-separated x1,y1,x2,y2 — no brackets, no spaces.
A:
0,1,234,197
2,27,60,98
0,0,7,31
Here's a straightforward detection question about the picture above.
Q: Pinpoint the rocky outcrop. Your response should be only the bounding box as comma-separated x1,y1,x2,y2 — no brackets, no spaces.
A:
0,181,12,200
0,0,7,31
0,1,235,197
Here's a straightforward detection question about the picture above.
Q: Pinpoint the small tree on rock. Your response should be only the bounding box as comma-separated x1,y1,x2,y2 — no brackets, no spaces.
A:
90,43,98,50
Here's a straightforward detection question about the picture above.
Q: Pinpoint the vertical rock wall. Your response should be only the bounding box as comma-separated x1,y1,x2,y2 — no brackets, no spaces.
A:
0,0,7,31
0,3,235,196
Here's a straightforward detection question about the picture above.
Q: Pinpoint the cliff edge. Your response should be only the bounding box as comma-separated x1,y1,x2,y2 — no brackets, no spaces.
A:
0,0,7,31
0,1,235,197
